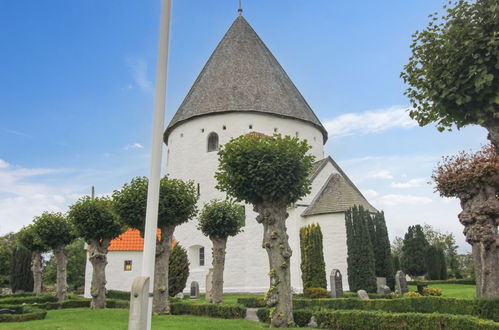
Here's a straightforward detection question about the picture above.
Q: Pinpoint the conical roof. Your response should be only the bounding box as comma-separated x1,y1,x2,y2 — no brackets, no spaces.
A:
164,16,328,143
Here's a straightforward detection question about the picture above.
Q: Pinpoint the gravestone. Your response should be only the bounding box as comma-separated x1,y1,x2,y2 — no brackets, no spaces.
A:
190,281,199,299
330,269,344,298
357,289,369,300
205,268,214,302
376,277,387,295
395,270,408,295
175,292,184,300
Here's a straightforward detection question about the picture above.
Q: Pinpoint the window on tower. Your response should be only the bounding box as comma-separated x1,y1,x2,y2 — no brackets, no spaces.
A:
207,132,219,152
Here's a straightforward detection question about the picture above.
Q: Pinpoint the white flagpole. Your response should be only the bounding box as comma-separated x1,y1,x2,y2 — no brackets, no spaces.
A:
142,0,172,329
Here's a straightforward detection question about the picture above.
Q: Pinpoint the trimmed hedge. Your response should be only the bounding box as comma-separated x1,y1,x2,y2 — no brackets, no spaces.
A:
475,298,499,322
237,297,265,308
314,310,499,330
107,290,130,301
408,278,475,285
0,294,57,305
171,301,246,319
256,308,313,327
293,297,475,316
0,311,47,323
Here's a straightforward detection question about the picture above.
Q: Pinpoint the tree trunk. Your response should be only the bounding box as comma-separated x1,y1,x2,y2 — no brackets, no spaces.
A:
255,200,294,328
458,179,499,298
54,246,68,302
210,237,227,304
31,251,43,296
88,239,110,309
484,118,499,154
153,225,175,314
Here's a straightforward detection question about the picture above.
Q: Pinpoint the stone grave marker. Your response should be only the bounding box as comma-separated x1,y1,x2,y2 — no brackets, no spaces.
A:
395,270,408,295
330,269,344,298
190,281,199,299
376,277,387,295
205,268,214,302
357,290,369,300
379,285,391,295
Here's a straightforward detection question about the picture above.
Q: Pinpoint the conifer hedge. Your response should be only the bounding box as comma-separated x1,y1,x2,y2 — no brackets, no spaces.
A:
345,205,376,292
300,223,327,291
372,212,395,289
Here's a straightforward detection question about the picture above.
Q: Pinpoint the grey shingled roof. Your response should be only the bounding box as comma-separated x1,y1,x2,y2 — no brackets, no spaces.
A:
302,158,377,216
164,16,328,143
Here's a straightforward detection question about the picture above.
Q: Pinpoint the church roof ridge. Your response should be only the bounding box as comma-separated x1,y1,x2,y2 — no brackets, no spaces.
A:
164,16,328,143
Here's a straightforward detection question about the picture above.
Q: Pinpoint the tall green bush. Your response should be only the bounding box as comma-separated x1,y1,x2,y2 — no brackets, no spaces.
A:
168,243,190,297
372,212,395,288
345,205,376,292
9,246,33,293
300,223,327,291
425,245,441,280
401,225,429,277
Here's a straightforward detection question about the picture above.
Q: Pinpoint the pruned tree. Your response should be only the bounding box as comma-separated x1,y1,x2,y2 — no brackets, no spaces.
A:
432,144,498,297
401,225,429,278
168,243,190,297
44,238,87,291
299,223,327,291
197,199,244,303
345,205,377,293
401,0,499,152
17,225,47,295
69,197,124,308
113,176,198,314
33,212,75,302
216,133,314,328
372,212,395,289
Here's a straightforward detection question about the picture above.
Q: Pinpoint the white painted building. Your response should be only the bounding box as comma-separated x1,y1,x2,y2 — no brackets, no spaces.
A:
84,15,376,296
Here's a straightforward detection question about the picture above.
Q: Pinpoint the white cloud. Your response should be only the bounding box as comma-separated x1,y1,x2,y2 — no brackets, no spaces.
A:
391,178,427,189
376,194,432,206
0,159,8,169
127,58,152,92
123,143,144,151
323,106,417,138
362,189,379,199
369,169,394,180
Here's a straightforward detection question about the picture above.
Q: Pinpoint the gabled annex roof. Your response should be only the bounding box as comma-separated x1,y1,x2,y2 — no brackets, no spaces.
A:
164,16,328,143
302,157,377,216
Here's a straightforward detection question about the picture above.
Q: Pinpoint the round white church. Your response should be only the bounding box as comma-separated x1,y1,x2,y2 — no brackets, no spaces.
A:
84,15,376,296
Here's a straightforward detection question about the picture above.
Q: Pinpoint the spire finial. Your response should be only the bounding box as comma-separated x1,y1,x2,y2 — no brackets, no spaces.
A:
238,0,243,15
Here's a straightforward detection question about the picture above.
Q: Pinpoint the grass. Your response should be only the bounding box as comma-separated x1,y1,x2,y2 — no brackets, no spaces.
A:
0,308,277,330
407,284,476,299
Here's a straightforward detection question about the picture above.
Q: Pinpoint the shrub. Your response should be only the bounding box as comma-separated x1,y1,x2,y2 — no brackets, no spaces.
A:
257,308,313,327
422,287,442,297
314,310,499,330
237,297,265,308
0,294,57,305
0,309,46,323
107,290,130,301
169,243,189,297
408,278,475,285
170,301,246,319
303,288,329,299
474,297,499,322
106,299,129,309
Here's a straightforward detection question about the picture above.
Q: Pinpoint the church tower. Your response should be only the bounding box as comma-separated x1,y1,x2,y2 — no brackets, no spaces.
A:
164,15,375,293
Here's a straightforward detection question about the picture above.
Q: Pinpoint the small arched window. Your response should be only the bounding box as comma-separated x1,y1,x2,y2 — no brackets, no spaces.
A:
207,132,219,152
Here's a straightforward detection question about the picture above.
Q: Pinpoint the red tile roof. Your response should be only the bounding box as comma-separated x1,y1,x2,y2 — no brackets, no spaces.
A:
108,229,163,251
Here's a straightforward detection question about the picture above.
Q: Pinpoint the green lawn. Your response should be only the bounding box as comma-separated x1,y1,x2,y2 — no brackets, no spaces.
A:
407,284,476,299
0,308,276,330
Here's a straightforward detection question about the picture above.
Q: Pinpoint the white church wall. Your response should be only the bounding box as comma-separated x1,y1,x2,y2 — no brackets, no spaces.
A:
83,250,143,298
166,111,327,293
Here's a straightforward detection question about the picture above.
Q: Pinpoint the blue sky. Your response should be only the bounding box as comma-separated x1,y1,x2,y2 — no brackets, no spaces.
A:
0,1,487,252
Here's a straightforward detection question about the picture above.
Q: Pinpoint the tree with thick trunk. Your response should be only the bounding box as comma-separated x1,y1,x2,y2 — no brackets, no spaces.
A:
433,145,498,298
69,196,124,308
33,212,75,302
216,133,314,327
113,176,198,314
17,225,47,296
401,0,499,153
198,199,244,303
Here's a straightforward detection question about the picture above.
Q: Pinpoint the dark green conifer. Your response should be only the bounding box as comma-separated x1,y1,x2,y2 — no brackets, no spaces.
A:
401,225,429,277
372,212,395,288
300,223,327,290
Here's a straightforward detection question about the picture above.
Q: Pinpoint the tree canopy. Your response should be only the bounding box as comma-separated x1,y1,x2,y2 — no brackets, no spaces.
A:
401,225,429,277
33,212,75,249
113,176,198,232
69,197,124,242
401,0,499,149
17,225,47,253
216,133,314,206
197,199,244,239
